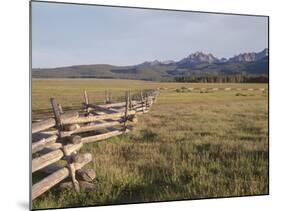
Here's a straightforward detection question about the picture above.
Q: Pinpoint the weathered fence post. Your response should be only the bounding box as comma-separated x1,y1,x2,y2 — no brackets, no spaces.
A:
58,104,64,114
66,151,80,192
32,153,92,200
50,98,63,134
145,93,148,112
50,98,81,192
83,90,91,114
123,91,129,131
140,91,145,113
109,91,112,103
128,90,132,110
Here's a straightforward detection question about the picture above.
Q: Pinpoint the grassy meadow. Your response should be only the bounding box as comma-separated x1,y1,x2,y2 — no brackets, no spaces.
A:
32,79,268,209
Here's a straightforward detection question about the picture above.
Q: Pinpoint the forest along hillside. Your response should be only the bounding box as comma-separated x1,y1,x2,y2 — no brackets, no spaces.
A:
32,49,268,81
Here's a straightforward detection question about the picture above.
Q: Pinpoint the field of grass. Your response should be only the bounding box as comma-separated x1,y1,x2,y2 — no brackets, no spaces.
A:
32,79,268,209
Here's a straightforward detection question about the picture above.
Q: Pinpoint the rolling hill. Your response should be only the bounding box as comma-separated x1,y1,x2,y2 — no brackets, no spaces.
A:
32,49,268,81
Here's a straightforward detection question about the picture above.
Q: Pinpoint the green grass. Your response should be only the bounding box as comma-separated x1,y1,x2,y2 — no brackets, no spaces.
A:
32,79,268,209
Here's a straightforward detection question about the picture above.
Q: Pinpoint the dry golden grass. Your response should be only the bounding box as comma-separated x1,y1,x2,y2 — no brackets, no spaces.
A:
32,79,268,209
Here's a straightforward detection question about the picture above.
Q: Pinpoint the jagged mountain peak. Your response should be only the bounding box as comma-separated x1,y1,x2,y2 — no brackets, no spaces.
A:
138,59,175,67
33,48,269,80
229,48,268,62
177,51,219,67
150,60,161,65
161,60,175,65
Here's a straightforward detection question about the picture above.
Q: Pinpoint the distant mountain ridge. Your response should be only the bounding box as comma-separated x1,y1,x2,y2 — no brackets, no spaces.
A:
177,52,219,68
33,48,268,81
229,48,268,62
140,48,268,66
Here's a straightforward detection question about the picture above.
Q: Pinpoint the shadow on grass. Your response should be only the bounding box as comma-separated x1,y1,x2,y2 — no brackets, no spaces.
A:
99,165,193,205
132,129,158,142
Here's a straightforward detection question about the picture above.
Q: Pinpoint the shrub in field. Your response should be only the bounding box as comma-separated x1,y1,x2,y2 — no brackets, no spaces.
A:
236,93,247,96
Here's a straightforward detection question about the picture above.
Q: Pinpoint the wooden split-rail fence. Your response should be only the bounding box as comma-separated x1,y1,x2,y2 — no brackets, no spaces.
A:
31,89,160,200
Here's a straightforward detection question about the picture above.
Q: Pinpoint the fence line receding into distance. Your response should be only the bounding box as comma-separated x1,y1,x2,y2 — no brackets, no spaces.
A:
31,89,160,200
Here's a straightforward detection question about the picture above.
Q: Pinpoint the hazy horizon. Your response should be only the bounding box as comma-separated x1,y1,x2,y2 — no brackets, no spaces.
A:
32,2,268,68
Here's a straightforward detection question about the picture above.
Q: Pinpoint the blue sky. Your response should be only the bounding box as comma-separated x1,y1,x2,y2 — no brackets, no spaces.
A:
32,2,268,68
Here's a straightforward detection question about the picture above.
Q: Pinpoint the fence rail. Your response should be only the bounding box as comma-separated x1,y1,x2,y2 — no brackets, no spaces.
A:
31,88,160,200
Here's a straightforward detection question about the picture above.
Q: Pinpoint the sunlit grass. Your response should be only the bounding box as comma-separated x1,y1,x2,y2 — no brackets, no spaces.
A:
32,79,268,209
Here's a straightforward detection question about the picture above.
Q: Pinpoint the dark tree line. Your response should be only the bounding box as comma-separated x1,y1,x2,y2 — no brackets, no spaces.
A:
174,75,268,83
